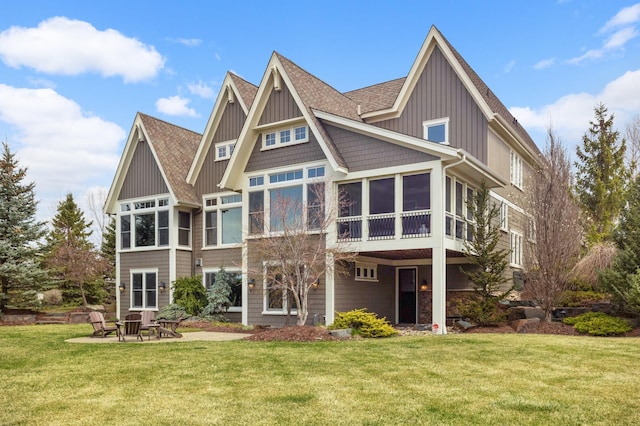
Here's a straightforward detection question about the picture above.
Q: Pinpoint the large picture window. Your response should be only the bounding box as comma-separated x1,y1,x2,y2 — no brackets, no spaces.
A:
204,269,242,312
203,193,242,247
120,198,170,250
131,271,157,309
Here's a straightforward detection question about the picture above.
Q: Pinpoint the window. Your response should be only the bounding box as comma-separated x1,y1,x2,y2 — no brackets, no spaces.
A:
445,176,452,236
466,188,474,241
455,181,465,240
262,124,309,150
338,181,362,240
444,177,473,240
369,178,395,238
203,193,242,247
423,118,449,145
178,211,191,246
131,271,157,309
510,231,523,267
120,198,170,250
249,166,324,235
510,151,523,189
265,132,276,147
355,262,378,282
121,215,131,249
204,269,242,312
263,266,297,314
270,186,303,232
402,173,431,236
215,140,236,161
499,202,509,231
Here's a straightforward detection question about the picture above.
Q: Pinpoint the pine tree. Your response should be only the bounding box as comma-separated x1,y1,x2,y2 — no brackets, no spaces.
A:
600,175,640,314
44,193,107,306
461,181,512,325
0,142,50,310
101,216,116,281
575,103,629,244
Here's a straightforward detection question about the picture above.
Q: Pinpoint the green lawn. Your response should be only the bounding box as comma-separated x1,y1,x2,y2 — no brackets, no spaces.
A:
1,324,639,425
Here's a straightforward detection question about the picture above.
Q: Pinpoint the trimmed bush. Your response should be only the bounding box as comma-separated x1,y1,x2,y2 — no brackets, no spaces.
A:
172,276,208,316
563,312,632,336
330,308,397,338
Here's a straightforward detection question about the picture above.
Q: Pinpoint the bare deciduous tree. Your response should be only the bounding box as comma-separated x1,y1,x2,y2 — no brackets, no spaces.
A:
249,181,356,326
626,113,640,179
525,127,583,320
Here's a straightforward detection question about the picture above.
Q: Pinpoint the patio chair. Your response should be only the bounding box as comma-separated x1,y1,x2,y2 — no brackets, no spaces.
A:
118,313,143,342
139,311,158,340
88,311,118,338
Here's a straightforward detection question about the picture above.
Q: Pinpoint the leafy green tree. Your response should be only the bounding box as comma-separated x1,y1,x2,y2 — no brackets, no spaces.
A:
44,193,108,306
575,103,629,244
0,142,50,310
172,276,207,316
600,175,640,315
460,181,512,325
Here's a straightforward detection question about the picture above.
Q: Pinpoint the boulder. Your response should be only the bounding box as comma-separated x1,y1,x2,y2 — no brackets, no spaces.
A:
511,318,540,333
508,306,545,322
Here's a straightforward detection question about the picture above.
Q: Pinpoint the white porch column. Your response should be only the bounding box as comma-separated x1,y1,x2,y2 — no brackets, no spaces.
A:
430,163,447,334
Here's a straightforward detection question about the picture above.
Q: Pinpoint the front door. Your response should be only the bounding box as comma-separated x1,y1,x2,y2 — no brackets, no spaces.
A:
398,268,417,324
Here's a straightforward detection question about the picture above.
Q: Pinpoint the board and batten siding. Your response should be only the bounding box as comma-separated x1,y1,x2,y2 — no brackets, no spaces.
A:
373,46,488,164
118,140,168,200
324,124,439,172
258,83,302,125
119,250,171,319
213,101,246,143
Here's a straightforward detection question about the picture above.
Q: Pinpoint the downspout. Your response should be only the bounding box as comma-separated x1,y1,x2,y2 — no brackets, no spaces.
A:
432,149,466,335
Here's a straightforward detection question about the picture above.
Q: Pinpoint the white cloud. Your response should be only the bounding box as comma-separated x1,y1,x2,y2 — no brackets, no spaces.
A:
568,4,640,64
533,58,555,70
504,60,516,73
0,17,165,82
187,81,215,99
172,38,202,47
510,69,640,149
0,84,124,218
155,95,200,117
600,3,640,33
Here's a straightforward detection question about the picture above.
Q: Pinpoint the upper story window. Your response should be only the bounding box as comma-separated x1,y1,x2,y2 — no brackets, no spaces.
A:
215,140,236,161
499,202,509,232
510,151,523,189
423,118,449,145
204,193,242,248
120,198,169,250
178,211,191,247
248,165,325,235
443,177,473,241
262,124,309,150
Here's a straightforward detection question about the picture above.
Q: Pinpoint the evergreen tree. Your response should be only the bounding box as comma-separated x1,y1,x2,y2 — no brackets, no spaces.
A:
0,142,50,310
600,175,640,315
460,181,511,325
44,193,107,306
575,103,629,244
202,267,234,321
101,216,116,280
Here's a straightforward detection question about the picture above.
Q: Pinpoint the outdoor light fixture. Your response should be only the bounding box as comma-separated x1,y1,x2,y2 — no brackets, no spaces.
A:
159,282,166,293
119,282,126,292
248,278,255,291
312,278,320,290
419,280,428,292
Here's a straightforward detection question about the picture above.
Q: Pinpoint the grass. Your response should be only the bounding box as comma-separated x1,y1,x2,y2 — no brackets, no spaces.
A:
1,325,640,425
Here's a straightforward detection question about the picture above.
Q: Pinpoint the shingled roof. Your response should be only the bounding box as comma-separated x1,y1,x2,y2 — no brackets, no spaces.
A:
343,77,406,115
229,72,258,110
138,113,202,206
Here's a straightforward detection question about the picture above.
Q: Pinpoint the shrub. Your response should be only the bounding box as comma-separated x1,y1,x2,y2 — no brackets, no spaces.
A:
156,303,187,321
201,268,235,321
329,308,397,338
558,290,609,307
42,289,63,306
456,296,508,326
172,276,208,316
563,312,632,336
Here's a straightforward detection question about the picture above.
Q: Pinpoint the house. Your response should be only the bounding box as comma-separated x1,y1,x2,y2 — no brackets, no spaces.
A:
104,26,540,333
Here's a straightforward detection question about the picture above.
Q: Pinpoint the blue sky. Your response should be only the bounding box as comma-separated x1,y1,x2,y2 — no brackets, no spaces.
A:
1,1,640,238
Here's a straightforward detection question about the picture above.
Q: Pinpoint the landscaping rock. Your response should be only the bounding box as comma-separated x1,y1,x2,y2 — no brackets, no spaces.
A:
69,312,90,324
511,318,540,333
508,306,545,322
456,320,474,330
329,328,352,338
